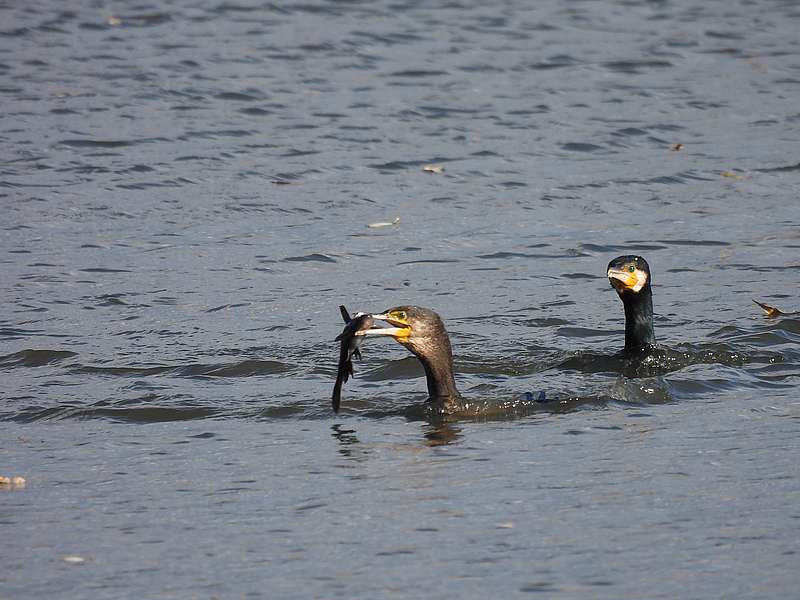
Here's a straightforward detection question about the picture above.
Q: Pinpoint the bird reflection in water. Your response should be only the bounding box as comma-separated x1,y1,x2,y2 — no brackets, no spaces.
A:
422,421,461,446
330,422,463,456
330,424,363,460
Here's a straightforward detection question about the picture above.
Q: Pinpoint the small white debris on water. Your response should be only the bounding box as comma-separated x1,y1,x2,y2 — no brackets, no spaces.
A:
63,556,86,564
367,217,400,228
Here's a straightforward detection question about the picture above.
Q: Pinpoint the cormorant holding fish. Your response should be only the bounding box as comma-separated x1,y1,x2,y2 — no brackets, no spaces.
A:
331,305,463,413
331,305,551,415
359,306,462,413
607,255,657,353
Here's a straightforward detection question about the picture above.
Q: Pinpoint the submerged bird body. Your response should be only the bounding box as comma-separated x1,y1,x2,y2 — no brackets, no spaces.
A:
607,255,656,353
332,306,374,413
359,306,461,411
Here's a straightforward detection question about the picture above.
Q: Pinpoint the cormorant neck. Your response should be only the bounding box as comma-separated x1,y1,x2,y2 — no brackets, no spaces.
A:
622,287,656,351
410,338,460,408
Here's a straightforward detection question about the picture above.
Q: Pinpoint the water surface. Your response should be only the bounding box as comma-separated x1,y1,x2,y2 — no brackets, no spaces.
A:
2,0,799,597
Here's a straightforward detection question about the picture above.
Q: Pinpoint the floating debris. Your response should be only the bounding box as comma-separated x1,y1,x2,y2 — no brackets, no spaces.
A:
107,16,122,26
721,170,744,180
0,475,26,488
422,164,444,173
62,555,86,564
670,143,683,151
367,217,400,228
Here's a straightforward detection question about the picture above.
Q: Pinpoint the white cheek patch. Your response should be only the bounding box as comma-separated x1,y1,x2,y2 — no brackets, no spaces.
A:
631,269,648,292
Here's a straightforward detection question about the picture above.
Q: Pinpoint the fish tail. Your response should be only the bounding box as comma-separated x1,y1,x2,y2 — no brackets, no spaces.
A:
332,379,343,412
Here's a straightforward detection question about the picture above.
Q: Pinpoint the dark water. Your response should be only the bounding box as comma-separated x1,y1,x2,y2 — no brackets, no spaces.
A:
2,0,800,597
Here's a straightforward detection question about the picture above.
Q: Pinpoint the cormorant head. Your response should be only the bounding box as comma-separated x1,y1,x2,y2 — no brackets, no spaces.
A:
607,255,652,297
355,305,460,402
363,306,446,352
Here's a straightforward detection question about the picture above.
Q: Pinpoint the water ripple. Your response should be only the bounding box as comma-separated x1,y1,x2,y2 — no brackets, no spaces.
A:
0,349,77,368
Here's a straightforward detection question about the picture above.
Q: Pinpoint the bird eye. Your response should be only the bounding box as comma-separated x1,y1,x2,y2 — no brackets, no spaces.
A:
396,311,407,321
628,265,636,273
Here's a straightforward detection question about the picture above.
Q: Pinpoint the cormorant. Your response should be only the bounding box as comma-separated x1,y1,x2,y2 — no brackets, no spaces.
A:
607,255,656,353
357,306,462,413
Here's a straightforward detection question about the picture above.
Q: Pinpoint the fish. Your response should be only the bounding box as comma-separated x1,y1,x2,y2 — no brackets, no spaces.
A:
332,305,374,413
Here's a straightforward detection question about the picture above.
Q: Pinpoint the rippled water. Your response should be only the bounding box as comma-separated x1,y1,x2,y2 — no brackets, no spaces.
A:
2,0,799,597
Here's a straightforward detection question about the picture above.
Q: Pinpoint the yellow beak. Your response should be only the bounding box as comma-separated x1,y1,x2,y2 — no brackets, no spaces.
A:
356,313,412,339
607,268,637,289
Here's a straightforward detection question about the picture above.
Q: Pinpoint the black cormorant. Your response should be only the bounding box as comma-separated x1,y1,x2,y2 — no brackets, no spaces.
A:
607,255,656,353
